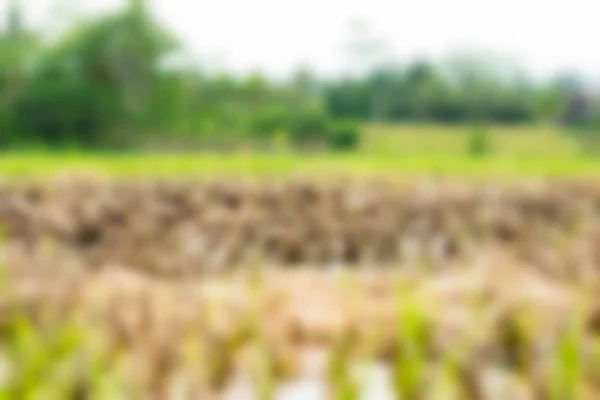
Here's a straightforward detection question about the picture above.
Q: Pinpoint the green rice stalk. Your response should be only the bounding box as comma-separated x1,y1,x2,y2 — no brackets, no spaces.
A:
548,315,584,400
393,286,429,400
327,329,359,400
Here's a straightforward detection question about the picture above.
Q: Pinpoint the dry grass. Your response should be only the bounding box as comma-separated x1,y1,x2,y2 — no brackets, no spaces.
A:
0,264,598,398
1,175,600,398
3,176,600,278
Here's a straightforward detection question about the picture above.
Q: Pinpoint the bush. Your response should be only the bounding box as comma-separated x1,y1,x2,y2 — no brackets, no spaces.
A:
467,125,490,157
287,107,330,146
488,102,534,123
247,106,289,139
326,119,361,151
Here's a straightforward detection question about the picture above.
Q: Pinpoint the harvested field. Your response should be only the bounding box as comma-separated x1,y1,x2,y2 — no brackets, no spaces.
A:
1,175,600,398
2,176,600,278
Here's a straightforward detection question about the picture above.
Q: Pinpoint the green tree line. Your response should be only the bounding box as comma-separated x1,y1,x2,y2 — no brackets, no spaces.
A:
0,0,595,151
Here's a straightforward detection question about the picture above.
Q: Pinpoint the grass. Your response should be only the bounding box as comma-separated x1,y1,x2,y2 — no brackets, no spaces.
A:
0,123,598,179
363,123,582,156
1,152,600,179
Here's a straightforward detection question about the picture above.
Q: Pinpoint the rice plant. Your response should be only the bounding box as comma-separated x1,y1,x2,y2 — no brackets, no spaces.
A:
547,314,584,400
392,284,430,399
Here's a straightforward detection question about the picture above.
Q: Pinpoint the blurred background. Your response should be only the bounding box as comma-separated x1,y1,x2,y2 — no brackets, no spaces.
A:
1,0,599,157
5,2,600,398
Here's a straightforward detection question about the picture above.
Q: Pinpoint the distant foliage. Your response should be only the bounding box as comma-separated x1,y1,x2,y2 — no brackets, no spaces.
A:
287,108,330,147
324,64,539,125
326,119,361,151
247,106,290,139
0,0,598,151
0,0,178,149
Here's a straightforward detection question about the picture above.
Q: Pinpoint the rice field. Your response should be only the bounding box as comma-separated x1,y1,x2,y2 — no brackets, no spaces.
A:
2,124,600,398
1,174,600,398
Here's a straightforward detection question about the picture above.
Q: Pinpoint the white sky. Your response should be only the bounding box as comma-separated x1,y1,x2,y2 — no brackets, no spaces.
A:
3,0,600,79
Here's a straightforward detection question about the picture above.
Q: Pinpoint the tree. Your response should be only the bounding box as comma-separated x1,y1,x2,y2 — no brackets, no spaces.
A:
242,72,269,108
325,79,370,120
403,60,440,120
0,0,39,146
11,0,179,147
289,65,320,108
